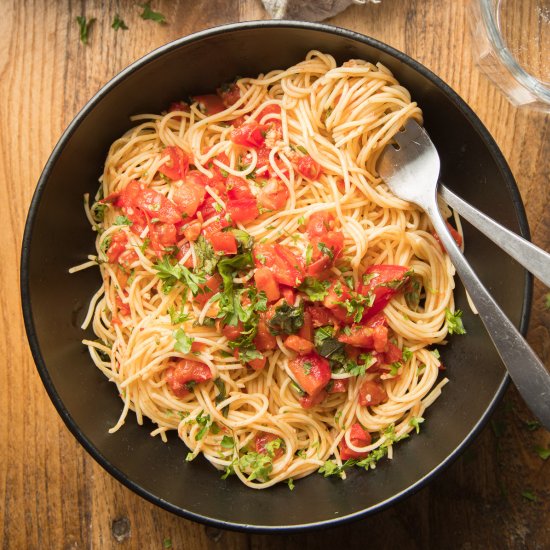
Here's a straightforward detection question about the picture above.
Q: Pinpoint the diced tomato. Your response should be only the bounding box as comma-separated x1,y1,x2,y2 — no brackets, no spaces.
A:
306,212,334,238
209,232,238,254
202,219,229,240
323,281,352,310
328,378,348,394
281,286,296,306
222,322,244,341
226,175,255,200
194,273,222,307
172,181,206,218
288,352,331,397
119,181,182,224
191,341,207,353
176,242,195,268
299,390,327,409
159,146,189,181
433,222,463,252
193,94,226,115
148,222,177,255
253,244,304,287
257,178,289,211
307,305,337,328
165,359,212,397
339,423,372,460
383,341,403,365
231,116,246,128
248,355,267,371
255,146,272,171
364,312,387,328
372,325,389,353
115,295,130,317
254,267,281,303
168,101,190,113
338,326,374,348
183,220,202,242
312,232,344,262
358,265,411,320
255,432,284,459
106,231,128,263
359,380,388,407
306,256,332,278
217,83,241,107
296,155,322,180
118,249,138,268
298,310,313,341
284,335,314,355
256,104,281,122
230,121,267,148
226,198,259,224
253,314,277,351
126,207,148,236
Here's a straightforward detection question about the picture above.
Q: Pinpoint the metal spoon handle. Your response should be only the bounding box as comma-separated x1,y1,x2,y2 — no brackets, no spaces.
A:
426,201,550,430
439,184,550,287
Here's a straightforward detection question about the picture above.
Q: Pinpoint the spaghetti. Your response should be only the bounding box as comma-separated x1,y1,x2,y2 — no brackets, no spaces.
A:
74,51,463,488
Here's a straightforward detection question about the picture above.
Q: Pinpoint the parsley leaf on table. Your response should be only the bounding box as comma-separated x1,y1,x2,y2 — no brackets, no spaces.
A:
139,2,166,23
76,16,95,45
112,14,129,31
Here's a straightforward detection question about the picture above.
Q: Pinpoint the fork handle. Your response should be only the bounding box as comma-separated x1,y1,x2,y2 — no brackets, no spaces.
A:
439,184,550,287
426,202,550,430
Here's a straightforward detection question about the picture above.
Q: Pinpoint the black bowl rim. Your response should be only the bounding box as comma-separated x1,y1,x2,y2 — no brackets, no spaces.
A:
20,20,532,533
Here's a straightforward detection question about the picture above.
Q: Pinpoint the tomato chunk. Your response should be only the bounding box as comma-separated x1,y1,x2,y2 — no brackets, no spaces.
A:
194,273,222,307
136,185,182,224
257,178,289,211
253,244,304,287
359,380,388,407
209,232,238,254
248,355,267,371
183,220,202,242
339,423,372,460
288,352,331,397
193,94,226,115
307,305,338,328
296,155,322,180
230,121,267,148
226,198,259,224
359,265,411,320
328,378,348,394
172,181,206,218
284,335,314,355
433,222,463,252
159,146,189,181
306,212,334,238
106,231,128,263
217,83,241,107
253,314,277,351
299,390,327,409
148,222,177,255
255,432,284,459
226,175,255,200
165,359,212,397
254,267,281,303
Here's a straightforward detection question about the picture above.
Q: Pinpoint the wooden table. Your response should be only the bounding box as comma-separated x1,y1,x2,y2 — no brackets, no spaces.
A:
2,1,549,547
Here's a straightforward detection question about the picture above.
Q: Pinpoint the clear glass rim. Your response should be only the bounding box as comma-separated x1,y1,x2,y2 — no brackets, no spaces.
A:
479,0,550,103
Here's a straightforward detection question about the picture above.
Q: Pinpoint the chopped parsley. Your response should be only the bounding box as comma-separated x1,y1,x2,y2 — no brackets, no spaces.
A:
194,411,212,441
305,244,313,266
525,420,541,431
318,459,356,478
238,452,273,482
214,378,229,417
220,435,235,449
114,215,132,226
154,257,206,294
173,329,194,354
405,276,422,311
139,1,166,23
287,478,295,490
163,538,172,549
535,446,550,460
194,235,219,276
445,308,466,335
299,277,330,301
112,14,128,30
168,306,190,324
409,416,425,434
76,16,95,45
317,242,334,260
521,489,537,502
343,292,374,322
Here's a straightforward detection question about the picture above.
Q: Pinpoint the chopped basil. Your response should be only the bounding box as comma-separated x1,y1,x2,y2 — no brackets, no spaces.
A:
267,301,304,336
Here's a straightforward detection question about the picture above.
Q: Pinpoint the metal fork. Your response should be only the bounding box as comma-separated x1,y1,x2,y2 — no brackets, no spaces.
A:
378,118,550,430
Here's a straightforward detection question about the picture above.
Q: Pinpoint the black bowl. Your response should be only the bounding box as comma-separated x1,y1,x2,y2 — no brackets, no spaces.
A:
21,21,531,532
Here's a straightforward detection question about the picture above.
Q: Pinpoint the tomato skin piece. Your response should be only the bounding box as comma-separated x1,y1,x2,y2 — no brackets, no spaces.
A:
288,352,331,397
298,310,313,341
194,273,222,307
253,315,277,352
323,281,352,310
183,220,202,242
193,94,226,115
296,155,322,180
284,335,314,355
168,101,190,113
230,121,267,148
217,83,241,107
248,356,267,371
359,380,388,407
165,359,212,397
106,231,128,263
383,341,403,364
115,295,130,317
306,212,334,238
254,244,304,287
306,256,332,278
172,181,206,218
307,305,338,328
254,267,281,303
159,146,189,181
118,181,181,224
148,222,177,255
433,222,463,252
118,249,138,268
257,178,289,211
255,432,284,458
338,326,374,348
328,378,348,394
226,175,255,200
358,265,411,320
280,286,296,306
226,198,259,224
209,232,238,254
339,423,372,460
299,390,327,409
256,104,281,122
222,323,244,341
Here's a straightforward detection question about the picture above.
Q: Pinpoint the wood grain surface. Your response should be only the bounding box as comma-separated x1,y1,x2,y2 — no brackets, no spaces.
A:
1,1,549,548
